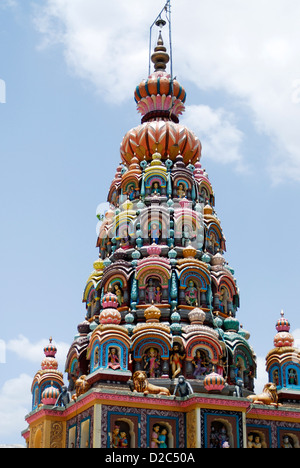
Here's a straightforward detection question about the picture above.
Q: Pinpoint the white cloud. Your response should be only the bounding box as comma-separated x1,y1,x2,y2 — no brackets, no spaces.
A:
0,0,17,9
6,334,69,370
182,105,247,171
0,373,31,443
33,0,300,183
33,0,154,102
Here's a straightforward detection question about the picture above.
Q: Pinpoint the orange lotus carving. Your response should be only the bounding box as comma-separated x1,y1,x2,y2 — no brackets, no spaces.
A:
120,121,201,165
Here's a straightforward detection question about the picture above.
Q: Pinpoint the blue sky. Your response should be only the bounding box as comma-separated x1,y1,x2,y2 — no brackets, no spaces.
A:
0,0,300,446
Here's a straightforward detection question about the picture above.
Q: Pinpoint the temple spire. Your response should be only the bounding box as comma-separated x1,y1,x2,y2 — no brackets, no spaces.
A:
151,28,170,71
149,0,173,77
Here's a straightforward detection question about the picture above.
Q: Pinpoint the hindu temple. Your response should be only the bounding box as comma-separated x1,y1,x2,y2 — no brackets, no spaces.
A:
22,4,300,449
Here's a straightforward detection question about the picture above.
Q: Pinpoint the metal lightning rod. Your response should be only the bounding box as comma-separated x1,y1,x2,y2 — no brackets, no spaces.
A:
148,0,173,81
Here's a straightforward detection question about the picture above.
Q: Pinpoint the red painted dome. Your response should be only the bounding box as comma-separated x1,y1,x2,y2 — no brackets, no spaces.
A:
204,369,226,393
41,383,60,406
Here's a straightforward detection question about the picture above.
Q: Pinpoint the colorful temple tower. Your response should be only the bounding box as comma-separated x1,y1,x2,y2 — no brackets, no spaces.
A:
266,311,300,405
23,10,300,449
31,338,64,411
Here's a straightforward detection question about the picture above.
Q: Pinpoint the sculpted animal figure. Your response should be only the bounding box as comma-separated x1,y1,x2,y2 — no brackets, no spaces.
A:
132,370,170,396
173,375,193,398
247,382,281,407
72,375,91,401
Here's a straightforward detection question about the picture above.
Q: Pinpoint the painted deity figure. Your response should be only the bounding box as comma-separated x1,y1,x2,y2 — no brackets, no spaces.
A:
247,434,254,448
127,184,136,201
111,425,121,448
209,427,219,449
184,280,198,307
282,436,294,448
146,279,156,303
94,347,100,368
200,187,209,204
114,283,124,306
210,424,229,449
89,292,99,317
219,286,229,314
252,435,262,448
177,182,186,198
288,369,298,385
207,231,219,254
158,428,168,448
219,426,229,448
273,369,279,386
151,182,161,195
149,222,161,244
107,348,121,370
120,228,130,250
170,343,185,379
143,347,161,378
192,349,208,378
155,286,162,303
119,431,129,448
232,358,243,386
150,425,167,448
151,424,161,448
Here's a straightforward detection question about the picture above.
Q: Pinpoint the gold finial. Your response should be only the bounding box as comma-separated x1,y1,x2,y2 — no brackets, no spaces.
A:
151,31,169,71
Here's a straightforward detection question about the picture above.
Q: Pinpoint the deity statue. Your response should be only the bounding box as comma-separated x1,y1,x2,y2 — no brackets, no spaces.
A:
209,423,229,448
155,286,162,303
94,347,100,368
207,231,219,254
111,425,121,448
151,424,160,448
219,426,229,448
170,343,185,379
151,182,161,195
146,279,157,303
150,424,167,448
252,435,262,448
184,280,198,307
272,369,279,386
114,283,124,306
143,347,161,378
219,286,229,314
209,427,219,448
233,358,243,382
247,434,254,448
149,222,161,244
200,187,209,203
177,182,186,198
120,228,130,250
192,349,208,378
107,348,121,370
282,435,294,448
127,184,136,201
288,369,298,385
119,431,129,448
158,428,168,448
